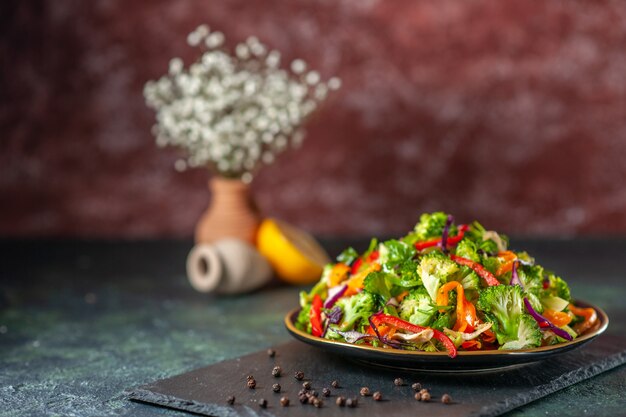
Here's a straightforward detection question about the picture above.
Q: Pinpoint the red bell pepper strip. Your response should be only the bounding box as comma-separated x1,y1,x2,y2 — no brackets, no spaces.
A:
310,294,324,337
350,258,363,275
414,225,469,251
370,313,457,358
368,250,380,262
450,254,500,286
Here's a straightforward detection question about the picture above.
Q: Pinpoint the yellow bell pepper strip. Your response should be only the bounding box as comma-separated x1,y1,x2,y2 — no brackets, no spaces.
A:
450,254,500,286
310,294,324,337
344,263,381,296
328,263,350,287
542,309,572,327
369,313,457,358
414,224,469,251
436,281,477,332
569,304,598,335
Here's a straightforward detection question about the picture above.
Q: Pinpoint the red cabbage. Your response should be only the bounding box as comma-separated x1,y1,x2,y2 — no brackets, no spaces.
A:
438,215,454,253
510,260,521,286
324,284,347,309
327,306,343,324
523,297,573,341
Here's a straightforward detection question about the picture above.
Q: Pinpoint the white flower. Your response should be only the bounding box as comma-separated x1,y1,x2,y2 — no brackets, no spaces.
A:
144,26,340,179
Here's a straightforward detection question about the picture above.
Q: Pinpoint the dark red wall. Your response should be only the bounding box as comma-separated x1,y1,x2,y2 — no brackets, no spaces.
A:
1,0,625,238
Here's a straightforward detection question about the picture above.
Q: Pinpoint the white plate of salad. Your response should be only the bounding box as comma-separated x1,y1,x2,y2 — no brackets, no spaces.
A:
285,212,608,371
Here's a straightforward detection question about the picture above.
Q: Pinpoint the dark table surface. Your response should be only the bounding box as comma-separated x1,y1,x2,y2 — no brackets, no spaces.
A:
1,238,625,417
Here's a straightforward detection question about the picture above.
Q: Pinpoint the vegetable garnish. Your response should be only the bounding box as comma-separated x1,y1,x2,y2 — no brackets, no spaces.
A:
294,212,593,356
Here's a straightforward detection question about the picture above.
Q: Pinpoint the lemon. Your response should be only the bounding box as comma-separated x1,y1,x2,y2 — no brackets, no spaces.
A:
257,218,330,285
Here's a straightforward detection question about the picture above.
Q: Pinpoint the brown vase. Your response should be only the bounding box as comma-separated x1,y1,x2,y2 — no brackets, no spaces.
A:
194,177,261,245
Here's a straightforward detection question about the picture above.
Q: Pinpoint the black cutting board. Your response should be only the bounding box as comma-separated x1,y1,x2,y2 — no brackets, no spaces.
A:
127,334,626,417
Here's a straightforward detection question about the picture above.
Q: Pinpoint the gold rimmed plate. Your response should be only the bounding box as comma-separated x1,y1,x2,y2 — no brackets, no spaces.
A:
284,300,608,372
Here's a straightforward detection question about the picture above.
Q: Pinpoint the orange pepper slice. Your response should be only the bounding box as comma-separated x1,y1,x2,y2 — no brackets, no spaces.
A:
328,263,350,287
569,304,598,335
496,251,518,276
344,263,381,296
436,281,476,332
396,291,409,302
542,309,572,327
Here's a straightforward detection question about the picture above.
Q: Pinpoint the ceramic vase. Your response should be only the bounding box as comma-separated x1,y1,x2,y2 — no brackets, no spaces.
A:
195,177,261,245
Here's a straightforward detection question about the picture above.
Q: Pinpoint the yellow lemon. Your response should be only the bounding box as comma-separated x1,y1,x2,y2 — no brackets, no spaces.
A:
257,218,330,285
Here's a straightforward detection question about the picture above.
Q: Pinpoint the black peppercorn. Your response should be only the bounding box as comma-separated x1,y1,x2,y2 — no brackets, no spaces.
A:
373,391,382,401
360,387,370,396
302,381,312,390
311,390,319,398
421,391,431,402
272,365,282,377
441,393,452,404
299,394,308,404
259,398,268,408
295,371,304,380
394,377,404,386
247,379,256,389
272,383,281,393
226,395,235,405
308,395,316,404
411,382,422,391
414,392,422,401
336,396,346,406
313,398,323,408
346,397,358,408
331,380,339,388
267,348,276,357
298,389,307,396
246,375,254,381
280,396,290,407
322,387,330,397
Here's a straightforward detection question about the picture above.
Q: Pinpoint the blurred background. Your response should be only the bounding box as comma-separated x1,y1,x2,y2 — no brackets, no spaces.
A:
1,0,625,239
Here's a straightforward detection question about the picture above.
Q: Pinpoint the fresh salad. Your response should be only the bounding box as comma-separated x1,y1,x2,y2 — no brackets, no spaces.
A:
295,212,598,358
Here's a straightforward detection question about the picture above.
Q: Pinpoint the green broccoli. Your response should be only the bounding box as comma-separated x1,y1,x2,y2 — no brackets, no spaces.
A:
455,238,480,262
398,288,436,326
500,314,542,350
541,272,571,301
477,285,541,349
419,250,459,301
335,291,379,331
402,212,455,244
518,264,545,313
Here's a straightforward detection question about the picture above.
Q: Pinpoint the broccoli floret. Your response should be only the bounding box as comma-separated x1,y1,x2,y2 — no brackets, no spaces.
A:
460,271,481,291
455,238,480,262
518,264,545,313
398,288,436,326
541,273,571,301
394,260,421,287
295,304,312,333
378,239,416,267
500,314,542,350
477,285,541,349
402,212,456,244
465,221,508,253
419,251,459,301
335,291,379,331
